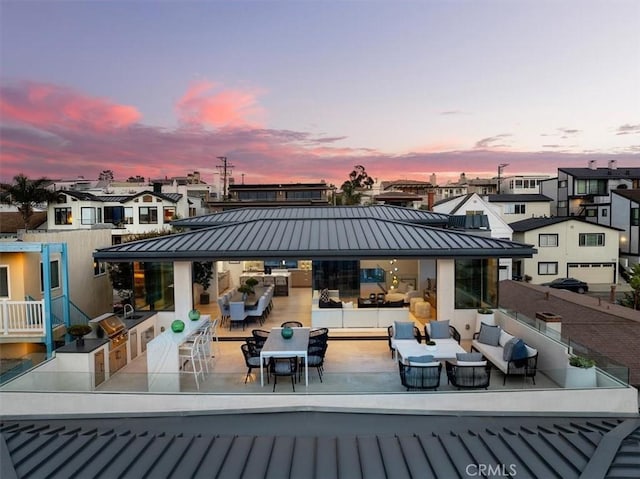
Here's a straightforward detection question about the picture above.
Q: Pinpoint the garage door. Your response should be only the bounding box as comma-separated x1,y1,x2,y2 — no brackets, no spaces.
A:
567,263,615,284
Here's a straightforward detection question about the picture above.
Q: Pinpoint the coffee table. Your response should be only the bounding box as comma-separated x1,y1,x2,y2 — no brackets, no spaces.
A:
395,338,466,363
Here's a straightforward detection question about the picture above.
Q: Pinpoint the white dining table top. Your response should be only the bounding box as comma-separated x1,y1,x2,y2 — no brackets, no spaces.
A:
261,327,310,354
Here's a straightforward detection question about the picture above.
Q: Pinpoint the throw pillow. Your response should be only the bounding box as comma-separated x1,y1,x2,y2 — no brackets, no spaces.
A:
429,320,450,339
456,352,483,362
319,288,329,302
511,339,529,361
394,321,415,339
477,323,501,346
503,337,520,361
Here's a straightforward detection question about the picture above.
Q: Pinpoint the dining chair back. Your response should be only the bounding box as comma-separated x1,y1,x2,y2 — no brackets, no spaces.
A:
229,301,248,330
281,321,303,328
269,356,298,392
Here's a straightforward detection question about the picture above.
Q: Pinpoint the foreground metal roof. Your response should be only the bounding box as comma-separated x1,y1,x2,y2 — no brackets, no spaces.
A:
2,415,639,478
94,218,536,261
171,205,450,228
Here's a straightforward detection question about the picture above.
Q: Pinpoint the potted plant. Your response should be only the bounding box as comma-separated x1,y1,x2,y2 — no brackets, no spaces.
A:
475,307,495,332
67,324,92,346
237,284,253,299
244,277,259,293
193,261,214,304
565,355,597,388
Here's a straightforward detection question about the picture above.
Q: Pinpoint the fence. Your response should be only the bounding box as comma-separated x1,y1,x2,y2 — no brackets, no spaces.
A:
1,300,45,335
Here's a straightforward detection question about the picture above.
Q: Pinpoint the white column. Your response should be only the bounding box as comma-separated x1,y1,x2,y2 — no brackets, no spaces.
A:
174,261,193,318
436,259,455,322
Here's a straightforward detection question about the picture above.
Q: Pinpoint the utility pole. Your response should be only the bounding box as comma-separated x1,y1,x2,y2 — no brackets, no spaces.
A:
215,156,234,200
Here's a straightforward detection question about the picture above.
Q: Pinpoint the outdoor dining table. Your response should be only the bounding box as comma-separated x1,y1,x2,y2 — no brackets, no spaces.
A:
260,327,310,387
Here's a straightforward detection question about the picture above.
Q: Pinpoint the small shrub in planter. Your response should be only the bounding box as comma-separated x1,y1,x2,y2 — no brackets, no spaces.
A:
569,355,596,369
245,277,259,288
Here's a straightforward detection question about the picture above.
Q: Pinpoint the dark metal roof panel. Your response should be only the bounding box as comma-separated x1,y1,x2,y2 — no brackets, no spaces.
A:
95,218,536,261
171,205,450,228
3,418,640,479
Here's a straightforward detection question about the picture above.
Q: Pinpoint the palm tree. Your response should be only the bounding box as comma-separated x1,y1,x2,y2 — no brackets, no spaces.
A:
0,173,57,229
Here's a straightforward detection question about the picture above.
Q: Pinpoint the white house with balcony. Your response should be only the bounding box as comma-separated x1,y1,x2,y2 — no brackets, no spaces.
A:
611,189,640,266
48,190,187,243
510,217,620,285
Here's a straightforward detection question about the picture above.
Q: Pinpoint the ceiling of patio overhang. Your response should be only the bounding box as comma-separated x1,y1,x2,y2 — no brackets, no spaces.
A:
170,205,451,228
94,217,536,261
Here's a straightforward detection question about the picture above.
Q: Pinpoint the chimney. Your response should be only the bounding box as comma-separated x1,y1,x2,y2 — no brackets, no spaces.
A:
608,160,617,170
588,160,597,170
427,190,435,210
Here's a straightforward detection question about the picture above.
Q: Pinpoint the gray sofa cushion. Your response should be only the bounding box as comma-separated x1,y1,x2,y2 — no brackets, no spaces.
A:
429,320,450,339
478,323,501,346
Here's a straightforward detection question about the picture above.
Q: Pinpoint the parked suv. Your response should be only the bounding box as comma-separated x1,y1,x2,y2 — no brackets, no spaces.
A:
542,277,589,294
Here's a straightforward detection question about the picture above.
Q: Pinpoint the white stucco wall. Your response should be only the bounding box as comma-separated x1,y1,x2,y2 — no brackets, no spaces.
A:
513,220,619,284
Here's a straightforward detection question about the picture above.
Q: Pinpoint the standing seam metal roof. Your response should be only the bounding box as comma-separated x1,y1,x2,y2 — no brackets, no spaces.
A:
171,205,450,228
2,417,639,478
94,218,536,261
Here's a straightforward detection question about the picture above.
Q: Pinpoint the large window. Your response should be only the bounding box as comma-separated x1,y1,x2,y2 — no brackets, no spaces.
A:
576,179,607,195
139,207,158,224
124,207,134,224
163,206,176,222
94,261,107,276
579,233,605,246
237,191,277,201
286,190,322,200
81,207,101,225
538,262,558,275
40,260,60,291
104,206,125,225
454,259,498,309
504,204,526,214
539,234,558,247
133,262,174,311
54,207,72,225
0,265,9,298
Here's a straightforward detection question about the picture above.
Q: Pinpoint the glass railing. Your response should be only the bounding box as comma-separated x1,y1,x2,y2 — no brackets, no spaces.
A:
498,307,630,385
1,366,629,395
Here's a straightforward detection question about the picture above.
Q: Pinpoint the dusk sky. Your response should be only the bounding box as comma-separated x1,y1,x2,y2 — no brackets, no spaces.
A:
1,0,638,188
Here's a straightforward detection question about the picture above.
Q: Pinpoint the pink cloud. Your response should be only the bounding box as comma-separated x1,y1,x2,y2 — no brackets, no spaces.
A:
0,81,140,132
175,81,265,128
1,79,638,187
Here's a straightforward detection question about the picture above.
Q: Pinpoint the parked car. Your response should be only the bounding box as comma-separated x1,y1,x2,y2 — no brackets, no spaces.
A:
542,278,589,294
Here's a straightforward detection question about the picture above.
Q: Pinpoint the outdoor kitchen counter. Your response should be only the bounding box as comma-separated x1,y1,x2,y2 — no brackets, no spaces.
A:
56,339,109,354
122,311,157,330
146,315,210,392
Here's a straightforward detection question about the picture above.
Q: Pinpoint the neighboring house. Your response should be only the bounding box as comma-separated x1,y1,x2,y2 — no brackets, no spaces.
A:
432,193,514,280
372,190,423,208
486,194,552,224
554,161,640,224
47,190,186,243
498,175,550,195
432,183,468,203
611,189,640,263
0,212,48,235
0,229,112,360
466,177,497,196
207,182,332,211
510,217,620,285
